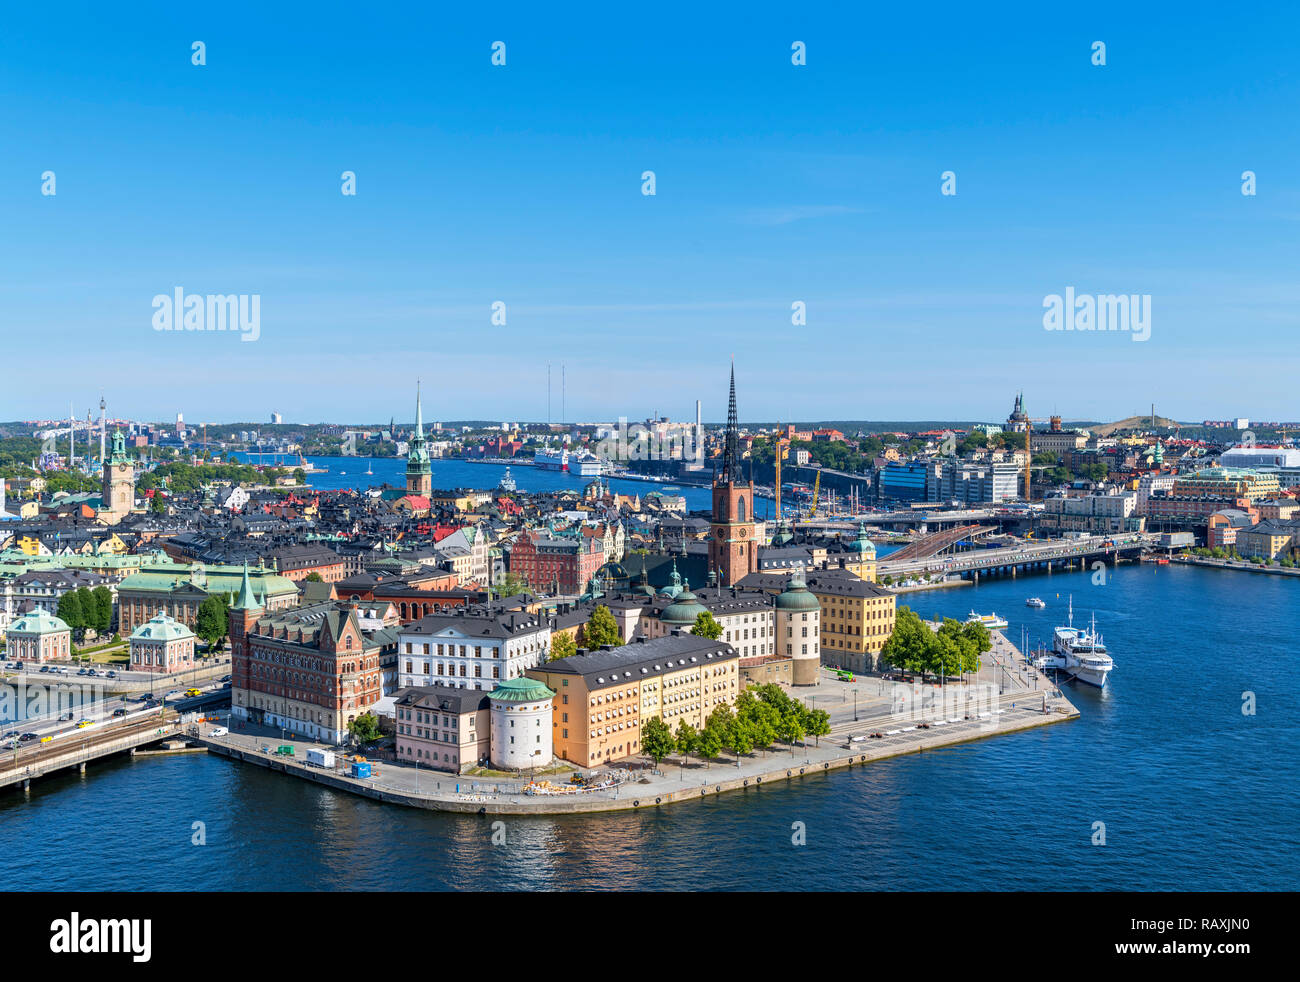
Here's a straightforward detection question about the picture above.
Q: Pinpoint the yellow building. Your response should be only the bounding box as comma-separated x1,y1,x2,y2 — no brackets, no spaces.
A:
528,634,739,767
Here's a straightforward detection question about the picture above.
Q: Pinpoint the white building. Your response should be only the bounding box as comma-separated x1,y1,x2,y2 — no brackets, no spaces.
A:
487,676,555,770
397,607,551,691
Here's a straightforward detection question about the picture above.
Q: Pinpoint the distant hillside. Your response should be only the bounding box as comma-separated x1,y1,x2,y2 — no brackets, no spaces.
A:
1091,415,1182,437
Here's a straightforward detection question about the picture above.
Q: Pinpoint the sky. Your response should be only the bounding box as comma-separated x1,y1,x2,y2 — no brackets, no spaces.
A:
1,2,1298,426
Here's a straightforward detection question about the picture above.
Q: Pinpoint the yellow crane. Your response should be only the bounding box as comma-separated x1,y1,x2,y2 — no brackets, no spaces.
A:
808,470,821,518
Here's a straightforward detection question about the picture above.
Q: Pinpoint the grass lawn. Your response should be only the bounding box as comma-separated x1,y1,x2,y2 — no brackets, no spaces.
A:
463,761,575,779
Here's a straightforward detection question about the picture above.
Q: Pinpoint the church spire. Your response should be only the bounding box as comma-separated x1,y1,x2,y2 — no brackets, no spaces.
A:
721,357,740,483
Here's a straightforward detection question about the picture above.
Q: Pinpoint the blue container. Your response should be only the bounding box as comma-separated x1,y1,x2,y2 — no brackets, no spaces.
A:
351,762,371,779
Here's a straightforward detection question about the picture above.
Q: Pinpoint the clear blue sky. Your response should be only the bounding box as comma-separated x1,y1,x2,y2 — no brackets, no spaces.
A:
2,2,1297,425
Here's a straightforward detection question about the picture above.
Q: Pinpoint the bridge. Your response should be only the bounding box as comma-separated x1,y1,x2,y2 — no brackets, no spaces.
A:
1,710,188,792
879,534,1151,581
885,524,997,562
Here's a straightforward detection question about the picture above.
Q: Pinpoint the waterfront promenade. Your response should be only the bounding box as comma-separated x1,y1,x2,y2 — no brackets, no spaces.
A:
200,631,1077,815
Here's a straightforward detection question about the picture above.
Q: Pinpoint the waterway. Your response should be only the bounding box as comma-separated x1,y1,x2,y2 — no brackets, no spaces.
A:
2,561,1293,890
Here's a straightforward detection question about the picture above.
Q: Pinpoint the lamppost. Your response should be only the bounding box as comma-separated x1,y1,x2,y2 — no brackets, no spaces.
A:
853,688,859,722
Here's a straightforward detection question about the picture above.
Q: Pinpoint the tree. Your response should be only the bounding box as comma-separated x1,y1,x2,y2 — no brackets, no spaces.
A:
674,720,699,767
801,705,831,745
641,717,675,769
696,721,723,766
151,493,166,514
493,572,529,599
548,631,577,661
90,586,113,636
57,590,85,642
690,610,724,640
583,605,623,648
293,467,307,484
195,594,230,648
303,572,324,583
348,712,382,745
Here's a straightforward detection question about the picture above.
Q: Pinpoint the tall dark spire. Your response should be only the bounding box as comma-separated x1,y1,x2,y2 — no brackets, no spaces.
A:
722,359,740,483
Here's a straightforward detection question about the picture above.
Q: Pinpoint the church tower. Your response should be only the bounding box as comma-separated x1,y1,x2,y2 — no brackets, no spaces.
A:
406,382,432,495
100,428,134,524
709,362,757,587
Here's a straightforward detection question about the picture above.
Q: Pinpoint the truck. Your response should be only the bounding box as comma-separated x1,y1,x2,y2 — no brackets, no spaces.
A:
306,748,335,769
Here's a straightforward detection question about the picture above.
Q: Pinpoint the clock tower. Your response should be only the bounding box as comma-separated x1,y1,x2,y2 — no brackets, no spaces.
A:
709,363,757,587
100,428,135,525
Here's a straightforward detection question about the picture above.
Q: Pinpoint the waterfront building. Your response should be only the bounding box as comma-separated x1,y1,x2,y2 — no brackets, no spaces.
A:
1206,509,1258,550
396,605,551,691
228,566,385,744
488,676,557,771
1235,519,1300,560
642,582,776,658
4,608,71,663
128,611,197,674
709,365,758,587
774,568,821,685
393,685,490,773
1040,491,1143,534
528,633,740,767
739,568,896,674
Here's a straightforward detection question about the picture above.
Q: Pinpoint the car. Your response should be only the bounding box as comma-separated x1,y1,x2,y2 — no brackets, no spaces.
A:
75,720,92,729
208,727,228,737
142,699,159,709
86,669,97,677
105,671,118,679
58,713,72,722
220,674,232,683
185,688,202,698
18,733,37,742
112,708,127,718
39,665,50,673
14,662,23,670
77,668,88,676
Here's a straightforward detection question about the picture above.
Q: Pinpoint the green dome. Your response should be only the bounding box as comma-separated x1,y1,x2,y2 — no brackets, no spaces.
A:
660,583,707,626
658,559,684,600
488,676,556,703
775,569,821,612
849,522,876,558
131,611,195,642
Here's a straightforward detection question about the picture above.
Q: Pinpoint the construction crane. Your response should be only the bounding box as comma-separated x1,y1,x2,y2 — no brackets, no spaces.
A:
808,470,821,518
1020,418,1051,501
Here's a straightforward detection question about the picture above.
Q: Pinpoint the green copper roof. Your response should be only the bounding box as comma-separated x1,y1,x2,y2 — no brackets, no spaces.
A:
131,611,195,642
7,608,71,635
660,583,707,626
488,676,556,703
850,522,877,557
776,568,821,611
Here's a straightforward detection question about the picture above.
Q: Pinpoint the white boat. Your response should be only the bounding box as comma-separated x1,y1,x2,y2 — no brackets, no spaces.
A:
498,467,516,492
1052,596,1114,688
1025,597,1046,608
966,611,1009,630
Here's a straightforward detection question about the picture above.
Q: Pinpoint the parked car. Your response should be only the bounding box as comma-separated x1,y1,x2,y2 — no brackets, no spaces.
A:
220,674,232,683
39,665,50,674
208,727,229,737
77,668,88,676
86,669,98,677
58,713,72,722
105,671,117,679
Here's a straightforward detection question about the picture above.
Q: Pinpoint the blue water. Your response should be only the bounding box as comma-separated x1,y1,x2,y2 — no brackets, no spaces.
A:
2,560,1293,890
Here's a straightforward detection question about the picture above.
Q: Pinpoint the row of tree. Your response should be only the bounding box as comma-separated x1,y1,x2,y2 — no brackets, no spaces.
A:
55,586,114,642
640,684,832,768
879,607,991,679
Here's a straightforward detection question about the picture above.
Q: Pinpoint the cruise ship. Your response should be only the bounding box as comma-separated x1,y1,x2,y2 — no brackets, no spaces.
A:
1047,596,1114,688
569,450,605,477
534,447,568,471
966,611,1009,630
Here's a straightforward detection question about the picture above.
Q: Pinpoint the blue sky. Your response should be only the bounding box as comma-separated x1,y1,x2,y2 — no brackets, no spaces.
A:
2,2,1298,425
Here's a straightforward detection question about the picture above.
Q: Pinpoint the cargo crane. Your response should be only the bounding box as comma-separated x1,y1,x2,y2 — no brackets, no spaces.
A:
808,470,821,518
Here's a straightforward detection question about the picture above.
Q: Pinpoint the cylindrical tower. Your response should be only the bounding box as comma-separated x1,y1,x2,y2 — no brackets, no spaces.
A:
775,569,821,685
488,677,556,771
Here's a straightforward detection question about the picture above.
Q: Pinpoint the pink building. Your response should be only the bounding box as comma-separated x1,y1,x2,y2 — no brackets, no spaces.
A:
129,612,197,674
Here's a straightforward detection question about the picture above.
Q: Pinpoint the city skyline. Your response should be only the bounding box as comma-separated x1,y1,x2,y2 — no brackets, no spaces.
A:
4,5,1300,421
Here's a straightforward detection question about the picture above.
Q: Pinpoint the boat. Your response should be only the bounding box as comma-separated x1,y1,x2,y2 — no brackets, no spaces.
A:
365,461,373,476
295,453,329,474
498,467,517,492
1025,597,1046,608
570,450,605,477
1051,595,1114,688
966,611,1009,630
534,447,568,471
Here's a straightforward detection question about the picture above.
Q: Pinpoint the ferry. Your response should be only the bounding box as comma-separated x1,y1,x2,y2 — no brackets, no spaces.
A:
1051,595,1114,688
498,467,517,492
534,447,569,471
570,451,605,477
1025,597,1046,608
966,611,1009,630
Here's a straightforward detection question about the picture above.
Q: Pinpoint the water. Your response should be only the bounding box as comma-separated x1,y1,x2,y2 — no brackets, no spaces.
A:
3,562,1293,891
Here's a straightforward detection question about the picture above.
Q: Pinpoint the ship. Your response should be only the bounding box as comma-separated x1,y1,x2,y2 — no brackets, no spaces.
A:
498,467,517,492
966,611,1009,630
295,453,329,474
1049,595,1114,688
534,447,568,471
1025,597,1046,608
570,450,605,477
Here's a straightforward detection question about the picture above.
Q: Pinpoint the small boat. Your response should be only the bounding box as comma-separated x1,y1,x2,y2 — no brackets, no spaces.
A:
1157,557,1169,565
966,611,1009,630
1025,597,1046,608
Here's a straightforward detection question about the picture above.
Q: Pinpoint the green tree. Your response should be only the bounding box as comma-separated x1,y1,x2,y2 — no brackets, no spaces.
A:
674,720,699,766
690,610,724,640
303,572,324,583
57,590,85,641
293,467,307,484
151,492,166,514
348,712,382,745
801,705,831,745
696,717,723,765
493,572,529,599
548,632,577,661
91,586,113,636
640,717,676,769
195,593,230,648
583,604,623,648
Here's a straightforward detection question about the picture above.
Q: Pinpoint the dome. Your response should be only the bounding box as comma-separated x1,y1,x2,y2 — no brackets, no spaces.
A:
848,522,876,558
657,559,684,600
8,609,71,635
488,676,556,703
660,582,708,626
131,611,195,642
775,569,821,612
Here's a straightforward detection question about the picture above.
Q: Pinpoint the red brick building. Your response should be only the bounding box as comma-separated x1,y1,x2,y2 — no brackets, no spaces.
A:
509,529,604,595
709,366,758,588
